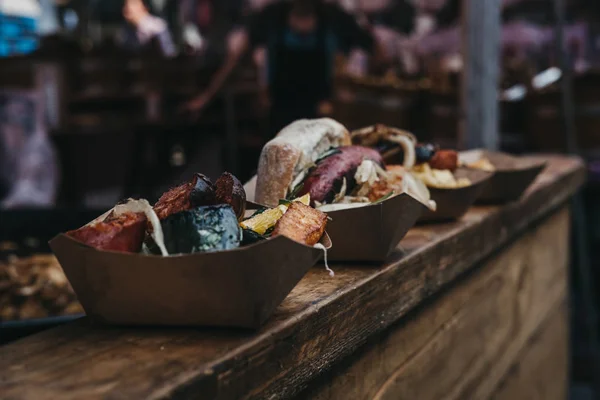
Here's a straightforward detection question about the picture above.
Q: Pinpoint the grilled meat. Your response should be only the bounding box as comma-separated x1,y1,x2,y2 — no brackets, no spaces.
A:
298,146,384,205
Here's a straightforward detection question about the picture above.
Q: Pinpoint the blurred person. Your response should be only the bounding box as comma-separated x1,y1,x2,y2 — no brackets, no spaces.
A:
412,0,589,72
164,0,245,57
118,0,176,57
0,91,58,208
182,0,386,135
0,0,58,208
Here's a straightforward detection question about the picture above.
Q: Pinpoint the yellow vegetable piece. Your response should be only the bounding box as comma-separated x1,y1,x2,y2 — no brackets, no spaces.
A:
294,193,311,206
412,163,471,189
240,207,284,235
240,194,312,235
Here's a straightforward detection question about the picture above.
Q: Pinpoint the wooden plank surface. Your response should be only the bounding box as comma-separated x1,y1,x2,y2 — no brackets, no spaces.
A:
491,304,569,400
296,207,569,400
0,156,585,400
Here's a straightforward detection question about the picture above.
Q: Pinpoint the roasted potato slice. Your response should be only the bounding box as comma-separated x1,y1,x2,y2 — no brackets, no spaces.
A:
272,202,327,246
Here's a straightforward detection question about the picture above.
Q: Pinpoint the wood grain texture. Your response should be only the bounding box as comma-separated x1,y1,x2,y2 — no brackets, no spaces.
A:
491,304,569,400
296,208,569,400
0,156,584,400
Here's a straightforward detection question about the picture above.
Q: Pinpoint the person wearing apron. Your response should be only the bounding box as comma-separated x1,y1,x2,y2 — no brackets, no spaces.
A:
182,0,381,137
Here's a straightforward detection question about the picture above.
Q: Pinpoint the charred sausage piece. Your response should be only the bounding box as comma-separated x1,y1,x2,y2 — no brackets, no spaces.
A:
67,212,147,253
189,174,216,207
299,146,384,204
215,172,246,221
428,150,459,171
154,174,215,220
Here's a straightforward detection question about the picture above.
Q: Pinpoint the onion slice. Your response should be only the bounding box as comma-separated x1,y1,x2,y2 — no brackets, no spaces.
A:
403,173,437,211
317,202,371,212
387,135,416,169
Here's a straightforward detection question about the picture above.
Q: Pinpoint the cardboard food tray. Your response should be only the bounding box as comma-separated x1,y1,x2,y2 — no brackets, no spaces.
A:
460,150,547,204
50,225,331,329
419,168,494,223
245,177,428,262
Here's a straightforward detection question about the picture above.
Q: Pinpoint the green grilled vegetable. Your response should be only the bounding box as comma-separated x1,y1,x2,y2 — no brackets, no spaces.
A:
287,181,305,200
241,194,311,235
240,206,285,235
161,205,241,254
241,228,266,246
315,148,341,163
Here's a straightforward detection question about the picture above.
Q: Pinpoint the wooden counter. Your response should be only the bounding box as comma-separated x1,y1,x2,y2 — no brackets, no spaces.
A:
0,156,585,400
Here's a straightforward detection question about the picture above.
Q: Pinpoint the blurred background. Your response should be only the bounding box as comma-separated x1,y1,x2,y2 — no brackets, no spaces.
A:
1,0,600,396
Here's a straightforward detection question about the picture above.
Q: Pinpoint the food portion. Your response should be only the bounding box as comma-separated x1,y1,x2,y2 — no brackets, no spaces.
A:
255,119,436,212
214,172,247,220
68,211,147,253
296,146,384,204
255,118,352,207
351,124,471,190
428,150,459,172
161,205,241,254
0,253,83,321
154,172,246,221
412,164,470,189
272,202,328,246
463,157,496,172
240,194,310,235
66,172,327,255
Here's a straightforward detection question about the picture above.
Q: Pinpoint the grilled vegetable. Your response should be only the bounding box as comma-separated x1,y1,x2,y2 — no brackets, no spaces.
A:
161,205,241,254
272,202,327,246
240,194,311,235
241,228,266,246
240,206,285,235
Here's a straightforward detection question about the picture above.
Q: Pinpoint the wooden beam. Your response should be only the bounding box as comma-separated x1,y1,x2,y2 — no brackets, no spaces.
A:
297,209,570,400
460,0,501,150
0,156,585,400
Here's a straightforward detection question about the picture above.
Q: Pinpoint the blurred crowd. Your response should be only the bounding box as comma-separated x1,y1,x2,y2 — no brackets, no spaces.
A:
2,0,599,70
1,0,600,209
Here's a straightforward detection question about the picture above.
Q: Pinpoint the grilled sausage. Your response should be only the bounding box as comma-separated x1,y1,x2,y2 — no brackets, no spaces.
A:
298,146,384,204
428,150,459,171
154,174,215,220
215,172,246,221
67,212,147,253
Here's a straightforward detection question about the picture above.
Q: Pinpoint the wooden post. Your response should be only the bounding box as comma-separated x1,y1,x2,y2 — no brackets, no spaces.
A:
460,0,501,150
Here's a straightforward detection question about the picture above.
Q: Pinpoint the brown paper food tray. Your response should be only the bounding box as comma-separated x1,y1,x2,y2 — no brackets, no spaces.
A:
419,168,494,223
245,178,427,262
49,231,331,329
460,150,547,204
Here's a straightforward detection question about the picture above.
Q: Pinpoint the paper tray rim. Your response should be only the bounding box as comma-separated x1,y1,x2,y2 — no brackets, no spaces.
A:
460,149,548,173
50,231,332,259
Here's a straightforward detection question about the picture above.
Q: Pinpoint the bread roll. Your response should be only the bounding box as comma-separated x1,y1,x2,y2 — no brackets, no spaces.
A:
255,118,351,206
